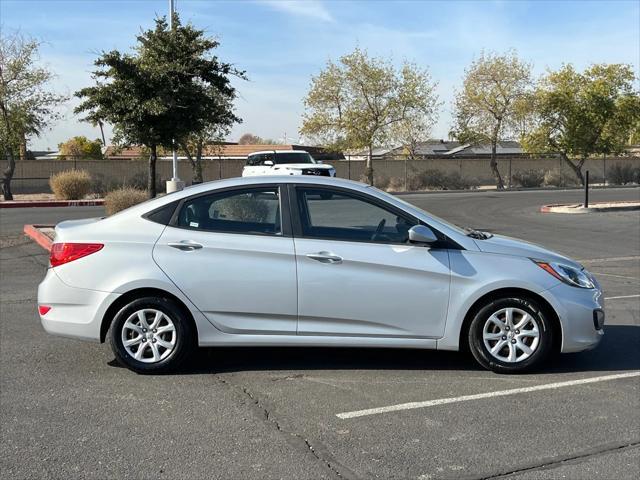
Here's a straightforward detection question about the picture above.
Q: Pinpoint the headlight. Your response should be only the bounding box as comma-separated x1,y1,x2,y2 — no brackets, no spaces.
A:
532,259,595,289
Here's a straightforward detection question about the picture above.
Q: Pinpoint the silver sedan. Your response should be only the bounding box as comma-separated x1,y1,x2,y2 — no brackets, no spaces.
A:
38,176,604,374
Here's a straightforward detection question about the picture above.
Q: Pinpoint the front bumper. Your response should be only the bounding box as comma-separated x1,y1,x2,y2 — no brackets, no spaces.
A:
37,268,120,342
540,282,605,353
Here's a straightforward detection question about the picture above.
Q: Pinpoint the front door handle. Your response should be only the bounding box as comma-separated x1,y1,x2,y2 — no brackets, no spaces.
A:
306,252,343,264
168,241,203,251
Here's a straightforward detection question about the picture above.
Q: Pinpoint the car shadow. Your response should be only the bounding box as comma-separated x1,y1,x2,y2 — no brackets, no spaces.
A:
108,325,639,375
544,324,640,374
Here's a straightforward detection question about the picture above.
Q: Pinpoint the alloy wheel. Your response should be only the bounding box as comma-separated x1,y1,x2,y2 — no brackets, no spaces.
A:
482,307,540,363
121,309,177,363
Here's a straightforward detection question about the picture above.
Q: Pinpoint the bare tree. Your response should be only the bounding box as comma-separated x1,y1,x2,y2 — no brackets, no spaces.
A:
0,31,66,200
450,50,532,189
301,48,439,185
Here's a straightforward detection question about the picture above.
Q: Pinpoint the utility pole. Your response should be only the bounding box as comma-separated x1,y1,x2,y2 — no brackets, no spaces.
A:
166,0,185,193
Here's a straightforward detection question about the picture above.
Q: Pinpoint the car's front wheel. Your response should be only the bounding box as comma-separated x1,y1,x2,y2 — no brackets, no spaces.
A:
468,297,554,374
109,296,195,374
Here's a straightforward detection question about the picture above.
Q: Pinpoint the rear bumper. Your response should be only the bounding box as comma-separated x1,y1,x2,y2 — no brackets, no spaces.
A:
540,282,605,353
37,268,120,342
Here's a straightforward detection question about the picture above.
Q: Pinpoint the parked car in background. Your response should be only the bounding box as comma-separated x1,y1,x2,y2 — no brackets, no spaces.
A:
38,176,604,374
242,150,336,177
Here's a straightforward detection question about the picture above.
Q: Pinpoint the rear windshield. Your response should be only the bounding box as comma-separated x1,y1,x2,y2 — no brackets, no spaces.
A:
247,152,316,166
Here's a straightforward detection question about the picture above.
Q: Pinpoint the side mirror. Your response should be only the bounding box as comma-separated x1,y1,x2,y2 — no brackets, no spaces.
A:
263,160,274,166
408,225,438,245
316,160,324,164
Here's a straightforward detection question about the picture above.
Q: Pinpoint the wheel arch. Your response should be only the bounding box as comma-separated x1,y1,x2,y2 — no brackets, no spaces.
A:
458,287,562,354
100,287,198,343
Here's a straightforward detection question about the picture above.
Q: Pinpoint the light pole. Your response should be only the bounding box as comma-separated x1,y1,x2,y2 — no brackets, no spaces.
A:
166,0,185,193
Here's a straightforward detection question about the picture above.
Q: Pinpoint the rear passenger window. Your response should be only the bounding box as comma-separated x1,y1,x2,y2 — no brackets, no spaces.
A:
176,188,281,235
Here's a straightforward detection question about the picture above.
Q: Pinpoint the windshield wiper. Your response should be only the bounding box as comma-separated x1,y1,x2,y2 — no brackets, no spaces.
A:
465,228,493,240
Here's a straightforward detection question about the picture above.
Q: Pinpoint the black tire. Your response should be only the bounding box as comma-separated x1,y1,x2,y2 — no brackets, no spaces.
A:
468,297,554,374
109,296,195,374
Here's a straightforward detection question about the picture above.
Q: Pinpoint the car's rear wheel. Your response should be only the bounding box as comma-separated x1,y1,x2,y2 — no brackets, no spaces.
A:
468,297,553,374
109,297,195,374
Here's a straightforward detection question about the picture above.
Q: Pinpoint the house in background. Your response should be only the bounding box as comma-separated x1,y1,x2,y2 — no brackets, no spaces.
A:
104,143,341,161
349,140,525,159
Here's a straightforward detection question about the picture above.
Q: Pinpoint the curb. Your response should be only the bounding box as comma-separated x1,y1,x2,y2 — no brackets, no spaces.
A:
540,201,640,214
23,224,54,251
391,184,640,196
0,199,104,209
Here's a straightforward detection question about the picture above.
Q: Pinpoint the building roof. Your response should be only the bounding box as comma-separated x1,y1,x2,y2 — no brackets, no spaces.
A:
104,144,332,160
443,141,523,156
352,140,523,157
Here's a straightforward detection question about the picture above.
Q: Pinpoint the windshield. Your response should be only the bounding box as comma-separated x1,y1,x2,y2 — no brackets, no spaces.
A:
246,151,317,166
273,152,316,164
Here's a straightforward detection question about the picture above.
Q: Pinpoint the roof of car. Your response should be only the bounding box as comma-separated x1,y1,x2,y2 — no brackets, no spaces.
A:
192,175,367,192
247,150,310,156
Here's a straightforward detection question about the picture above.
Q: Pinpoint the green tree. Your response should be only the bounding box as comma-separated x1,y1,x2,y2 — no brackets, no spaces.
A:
58,136,103,159
237,133,280,145
180,93,237,184
301,48,439,185
450,50,533,189
0,32,67,200
75,14,242,197
523,64,640,184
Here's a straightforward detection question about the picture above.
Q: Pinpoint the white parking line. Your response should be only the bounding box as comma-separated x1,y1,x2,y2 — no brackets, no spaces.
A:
593,272,638,279
580,256,640,264
336,372,640,419
605,294,640,300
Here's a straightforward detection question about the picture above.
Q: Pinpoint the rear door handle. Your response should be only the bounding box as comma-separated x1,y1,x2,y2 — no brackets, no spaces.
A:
168,241,203,251
306,252,343,264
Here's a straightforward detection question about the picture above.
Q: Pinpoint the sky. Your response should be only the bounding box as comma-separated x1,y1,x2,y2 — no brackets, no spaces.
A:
1,0,639,150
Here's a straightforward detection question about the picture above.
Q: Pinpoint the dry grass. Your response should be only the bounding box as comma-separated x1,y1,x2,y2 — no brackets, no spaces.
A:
49,169,92,200
104,187,148,215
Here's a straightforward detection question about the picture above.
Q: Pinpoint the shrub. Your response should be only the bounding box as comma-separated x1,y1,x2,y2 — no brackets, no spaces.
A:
511,169,545,188
216,195,270,222
104,187,148,215
374,175,390,190
123,171,166,194
386,177,405,191
443,171,479,190
608,164,639,185
408,169,478,191
90,173,121,196
49,169,92,200
543,170,579,187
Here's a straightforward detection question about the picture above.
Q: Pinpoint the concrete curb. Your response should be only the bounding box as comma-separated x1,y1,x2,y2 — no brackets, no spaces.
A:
391,184,640,196
0,199,104,209
23,224,54,251
540,201,640,214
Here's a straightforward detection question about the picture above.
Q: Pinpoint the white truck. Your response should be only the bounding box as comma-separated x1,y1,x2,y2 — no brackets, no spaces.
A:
242,150,336,177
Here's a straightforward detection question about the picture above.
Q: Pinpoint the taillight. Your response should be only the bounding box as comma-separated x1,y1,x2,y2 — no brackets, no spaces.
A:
38,305,52,315
50,243,104,267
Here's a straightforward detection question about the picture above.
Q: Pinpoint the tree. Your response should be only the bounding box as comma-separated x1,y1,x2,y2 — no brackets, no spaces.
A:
523,64,640,184
58,136,103,159
180,93,238,183
450,50,532,189
75,14,242,197
301,48,439,185
0,32,66,200
237,133,280,145
392,113,438,161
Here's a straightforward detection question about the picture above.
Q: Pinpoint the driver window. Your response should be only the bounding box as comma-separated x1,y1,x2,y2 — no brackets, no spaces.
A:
296,188,416,243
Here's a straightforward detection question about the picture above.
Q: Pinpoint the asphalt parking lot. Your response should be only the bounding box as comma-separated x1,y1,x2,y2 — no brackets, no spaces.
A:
1,187,639,479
